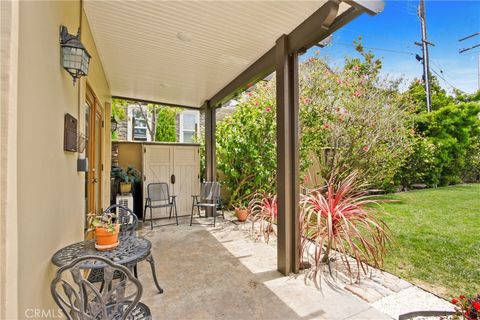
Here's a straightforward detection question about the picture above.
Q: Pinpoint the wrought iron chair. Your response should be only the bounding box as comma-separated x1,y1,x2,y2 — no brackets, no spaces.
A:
105,204,138,238
190,182,224,227
51,255,151,320
87,204,140,284
143,183,178,229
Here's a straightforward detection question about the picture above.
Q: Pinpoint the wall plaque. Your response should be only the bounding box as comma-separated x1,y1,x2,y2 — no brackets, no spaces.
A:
64,113,78,152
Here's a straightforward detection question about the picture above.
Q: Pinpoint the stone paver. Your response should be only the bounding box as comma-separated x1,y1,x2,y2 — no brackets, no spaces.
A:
372,286,454,319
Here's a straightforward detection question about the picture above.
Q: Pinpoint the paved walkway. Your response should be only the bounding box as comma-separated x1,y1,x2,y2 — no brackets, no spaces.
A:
136,214,452,320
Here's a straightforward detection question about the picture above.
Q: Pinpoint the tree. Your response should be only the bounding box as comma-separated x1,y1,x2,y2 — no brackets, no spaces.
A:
415,102,480,185
111,98,180,142
215,81,277,207
299,43,415,189
155,106,178,142
215,39,415,205
406,76,454,113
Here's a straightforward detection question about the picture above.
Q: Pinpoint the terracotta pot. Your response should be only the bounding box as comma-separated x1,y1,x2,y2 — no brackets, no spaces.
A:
119,182,132,194
235,208,248,222
95,224,120,247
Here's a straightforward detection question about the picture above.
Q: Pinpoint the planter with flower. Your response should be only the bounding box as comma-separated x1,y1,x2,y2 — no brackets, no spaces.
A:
87,211,120,251
233,199,249,222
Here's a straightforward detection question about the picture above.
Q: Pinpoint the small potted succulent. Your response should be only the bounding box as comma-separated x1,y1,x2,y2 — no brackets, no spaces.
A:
87,211,120,251
234,199,249,222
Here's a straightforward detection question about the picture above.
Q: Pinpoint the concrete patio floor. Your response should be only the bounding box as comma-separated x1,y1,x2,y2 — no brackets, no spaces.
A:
135,215,391,320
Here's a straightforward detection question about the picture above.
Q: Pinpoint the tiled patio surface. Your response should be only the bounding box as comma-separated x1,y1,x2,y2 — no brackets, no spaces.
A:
136,215,394,320
135,213,454,319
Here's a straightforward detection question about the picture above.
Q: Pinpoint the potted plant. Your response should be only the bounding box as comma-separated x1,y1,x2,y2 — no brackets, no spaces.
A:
234,199,249,222
112,165,141,194
87,211,120,251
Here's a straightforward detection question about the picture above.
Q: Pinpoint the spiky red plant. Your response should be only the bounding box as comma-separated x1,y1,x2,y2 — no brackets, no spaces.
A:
300,172,390,280
248,193,277,243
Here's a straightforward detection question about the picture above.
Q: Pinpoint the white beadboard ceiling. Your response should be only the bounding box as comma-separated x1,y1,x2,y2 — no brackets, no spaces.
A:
84,1,352,108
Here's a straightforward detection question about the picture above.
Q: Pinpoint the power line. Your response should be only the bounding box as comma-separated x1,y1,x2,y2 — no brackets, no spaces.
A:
430,67,461,91
458,32,480,90
335,42,415,56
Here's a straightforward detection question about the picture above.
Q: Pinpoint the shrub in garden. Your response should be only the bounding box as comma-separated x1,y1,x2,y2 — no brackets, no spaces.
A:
394,136,441,188
248,193,277,243
300,172,390,281
299,42,415,190
215,81,277,207
415,102,480,186
215,41,415,205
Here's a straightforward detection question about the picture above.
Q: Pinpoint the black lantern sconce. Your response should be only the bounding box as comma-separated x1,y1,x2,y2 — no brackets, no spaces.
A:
110,117,118,132
60,25,91,85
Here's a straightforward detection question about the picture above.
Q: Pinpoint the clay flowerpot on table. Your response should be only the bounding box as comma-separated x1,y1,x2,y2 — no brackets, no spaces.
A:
235,208,249,222
95,224,120,251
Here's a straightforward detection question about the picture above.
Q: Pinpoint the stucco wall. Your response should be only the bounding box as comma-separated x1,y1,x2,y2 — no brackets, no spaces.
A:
16,1,110,317
1,1,19,319
117,142,143,174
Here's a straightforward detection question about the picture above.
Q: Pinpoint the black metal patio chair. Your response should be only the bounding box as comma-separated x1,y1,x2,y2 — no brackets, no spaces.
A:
143,183,178,229
107,204,138,238
87,204,140,284
190,181,224,227
51,255,151,320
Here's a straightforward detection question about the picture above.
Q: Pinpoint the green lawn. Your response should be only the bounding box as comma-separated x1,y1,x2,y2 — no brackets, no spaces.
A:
377,184,480,299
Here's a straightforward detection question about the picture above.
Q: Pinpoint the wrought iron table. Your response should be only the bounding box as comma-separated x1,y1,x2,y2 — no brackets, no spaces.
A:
51,236,163,293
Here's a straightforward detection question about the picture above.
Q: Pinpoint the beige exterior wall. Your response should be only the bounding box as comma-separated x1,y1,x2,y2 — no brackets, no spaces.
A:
12,1,111,317
1,1,19,319
117,143,143,175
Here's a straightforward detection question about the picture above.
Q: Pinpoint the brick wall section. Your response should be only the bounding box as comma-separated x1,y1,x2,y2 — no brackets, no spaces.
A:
111,141,119,167
117,117,128,140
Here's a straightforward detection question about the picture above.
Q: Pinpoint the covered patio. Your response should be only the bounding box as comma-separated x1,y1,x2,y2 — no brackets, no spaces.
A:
84,0,384,275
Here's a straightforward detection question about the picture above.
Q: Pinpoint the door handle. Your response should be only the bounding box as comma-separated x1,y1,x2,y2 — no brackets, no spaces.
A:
171,174,176,184
92,178,98,183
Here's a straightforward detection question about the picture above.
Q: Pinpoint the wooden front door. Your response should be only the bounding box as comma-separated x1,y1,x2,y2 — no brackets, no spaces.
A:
85,86,103,216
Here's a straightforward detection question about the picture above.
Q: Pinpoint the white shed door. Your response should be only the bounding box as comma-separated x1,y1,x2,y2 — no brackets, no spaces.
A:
173,146,200,215
143,145,199,217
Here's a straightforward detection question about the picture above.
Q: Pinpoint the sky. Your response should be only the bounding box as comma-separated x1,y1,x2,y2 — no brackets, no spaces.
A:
303,0,480,93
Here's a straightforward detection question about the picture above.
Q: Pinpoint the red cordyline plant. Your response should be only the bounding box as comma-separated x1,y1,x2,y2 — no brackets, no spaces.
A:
300,172,390,281
248,193,277,243
452,294,480,320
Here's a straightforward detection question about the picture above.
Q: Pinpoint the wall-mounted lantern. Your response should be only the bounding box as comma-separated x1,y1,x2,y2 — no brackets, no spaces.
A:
60,25,91,85
110,117,118,132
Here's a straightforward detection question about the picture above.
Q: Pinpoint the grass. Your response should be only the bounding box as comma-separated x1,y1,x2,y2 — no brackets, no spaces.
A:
377,184,480,299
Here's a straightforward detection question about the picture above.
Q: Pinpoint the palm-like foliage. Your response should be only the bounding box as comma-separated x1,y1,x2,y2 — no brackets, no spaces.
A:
248,193,277,243
300,173,390,281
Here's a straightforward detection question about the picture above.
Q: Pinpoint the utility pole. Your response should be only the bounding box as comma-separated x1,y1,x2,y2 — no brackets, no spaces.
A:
415,0,434,112
459,32,480,91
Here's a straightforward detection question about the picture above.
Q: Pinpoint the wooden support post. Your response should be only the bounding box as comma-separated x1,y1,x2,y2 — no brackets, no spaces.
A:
275,34,300,275
204,101,216,216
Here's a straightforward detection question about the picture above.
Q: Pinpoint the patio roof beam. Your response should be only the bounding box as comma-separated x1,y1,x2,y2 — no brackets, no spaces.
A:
112,95,199,110
208,0,362,108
